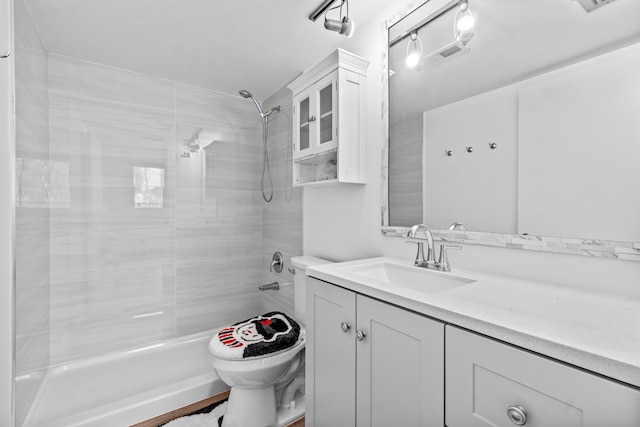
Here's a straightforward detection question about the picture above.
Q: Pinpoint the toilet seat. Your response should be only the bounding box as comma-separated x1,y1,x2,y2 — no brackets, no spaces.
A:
212,330,305,362
209,311,302,360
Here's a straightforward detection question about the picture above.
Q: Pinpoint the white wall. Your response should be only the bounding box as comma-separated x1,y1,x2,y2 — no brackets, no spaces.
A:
1,0,15,424
303,0,640,298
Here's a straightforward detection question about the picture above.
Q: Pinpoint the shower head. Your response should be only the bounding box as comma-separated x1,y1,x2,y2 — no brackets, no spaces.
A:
239,88,265,116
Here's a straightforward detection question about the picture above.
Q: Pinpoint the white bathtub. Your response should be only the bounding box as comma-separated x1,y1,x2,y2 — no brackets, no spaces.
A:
22,330,228,427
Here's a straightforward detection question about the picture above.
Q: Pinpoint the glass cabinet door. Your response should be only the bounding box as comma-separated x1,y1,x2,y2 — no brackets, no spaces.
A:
315,71,338,154
298,95,310,154
319,82,333,146
293,71,338,160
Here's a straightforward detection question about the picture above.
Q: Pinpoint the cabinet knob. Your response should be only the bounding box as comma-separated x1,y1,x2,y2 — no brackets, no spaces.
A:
506,405,527,425
340,322,351,333
356,330,366,341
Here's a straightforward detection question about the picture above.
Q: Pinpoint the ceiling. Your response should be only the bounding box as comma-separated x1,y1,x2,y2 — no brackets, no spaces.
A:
23,0,392,101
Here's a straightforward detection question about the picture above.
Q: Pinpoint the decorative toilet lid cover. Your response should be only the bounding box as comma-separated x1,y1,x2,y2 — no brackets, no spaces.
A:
209,311,301,360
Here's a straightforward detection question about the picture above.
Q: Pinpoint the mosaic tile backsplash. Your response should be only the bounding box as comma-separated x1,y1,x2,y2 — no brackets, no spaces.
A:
382,227,640,263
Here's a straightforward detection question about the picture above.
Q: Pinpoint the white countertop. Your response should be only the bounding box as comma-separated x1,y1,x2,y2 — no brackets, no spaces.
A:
308,257,640,388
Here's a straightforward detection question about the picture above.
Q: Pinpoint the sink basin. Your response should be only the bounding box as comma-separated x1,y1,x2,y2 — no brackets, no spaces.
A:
340,261,476,294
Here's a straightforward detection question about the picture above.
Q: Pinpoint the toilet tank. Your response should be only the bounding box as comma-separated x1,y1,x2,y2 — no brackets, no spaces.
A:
291,256,332,325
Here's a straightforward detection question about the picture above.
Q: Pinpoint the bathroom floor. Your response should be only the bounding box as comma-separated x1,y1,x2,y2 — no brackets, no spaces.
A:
130,391,305,427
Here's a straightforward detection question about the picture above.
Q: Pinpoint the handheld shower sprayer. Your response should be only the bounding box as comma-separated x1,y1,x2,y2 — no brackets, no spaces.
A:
238,89,280,118
239,89,281,202
239,89,265,117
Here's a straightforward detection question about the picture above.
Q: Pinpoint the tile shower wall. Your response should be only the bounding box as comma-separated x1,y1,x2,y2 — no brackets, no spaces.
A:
14,0,50,424
48,54,263,364
260,87,303,319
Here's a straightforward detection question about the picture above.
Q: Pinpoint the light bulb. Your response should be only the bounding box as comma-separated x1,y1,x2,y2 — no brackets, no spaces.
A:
405,32,423,69
456,14,474,33
406,52,420,68
454,3,475,45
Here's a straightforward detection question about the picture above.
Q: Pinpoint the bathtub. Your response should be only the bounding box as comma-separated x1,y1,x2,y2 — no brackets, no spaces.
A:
22,329,228,427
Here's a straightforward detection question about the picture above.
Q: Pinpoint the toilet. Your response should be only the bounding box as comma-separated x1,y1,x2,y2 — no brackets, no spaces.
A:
208,256,329,427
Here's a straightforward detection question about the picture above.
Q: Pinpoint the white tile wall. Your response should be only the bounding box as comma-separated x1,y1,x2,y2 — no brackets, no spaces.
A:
45,54,266,364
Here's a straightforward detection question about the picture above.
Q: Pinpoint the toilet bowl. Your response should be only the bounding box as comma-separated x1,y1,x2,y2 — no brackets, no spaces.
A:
208,256,330,427
211,332,305,388
210,329,305,427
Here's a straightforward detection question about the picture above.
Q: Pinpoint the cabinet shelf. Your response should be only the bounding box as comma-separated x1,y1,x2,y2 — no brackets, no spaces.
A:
296,148,337,165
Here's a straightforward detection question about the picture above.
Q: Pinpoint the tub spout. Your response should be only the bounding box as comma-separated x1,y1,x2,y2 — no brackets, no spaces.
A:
259,281,280,291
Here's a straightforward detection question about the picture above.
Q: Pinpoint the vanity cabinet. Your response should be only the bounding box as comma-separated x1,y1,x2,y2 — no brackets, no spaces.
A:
287,49,368,186
445,326,640,427
306,277,445,427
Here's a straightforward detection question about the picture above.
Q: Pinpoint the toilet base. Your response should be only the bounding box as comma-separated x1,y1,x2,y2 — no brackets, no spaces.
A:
221,386,276,427
220,386,305,427
275,395,305,427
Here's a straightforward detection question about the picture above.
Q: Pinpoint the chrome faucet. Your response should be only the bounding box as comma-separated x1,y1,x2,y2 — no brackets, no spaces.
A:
448,221,467,231
407,224,461,271
406,224,437,269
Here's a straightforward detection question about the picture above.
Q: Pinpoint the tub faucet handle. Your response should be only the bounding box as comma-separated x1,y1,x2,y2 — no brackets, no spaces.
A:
270,251,284,273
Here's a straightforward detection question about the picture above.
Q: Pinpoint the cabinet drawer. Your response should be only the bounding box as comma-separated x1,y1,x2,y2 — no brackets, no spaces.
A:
446,326,640,427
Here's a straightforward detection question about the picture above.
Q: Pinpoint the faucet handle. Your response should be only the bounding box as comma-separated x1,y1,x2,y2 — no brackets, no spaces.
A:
406,240,426,266
438,244,461,272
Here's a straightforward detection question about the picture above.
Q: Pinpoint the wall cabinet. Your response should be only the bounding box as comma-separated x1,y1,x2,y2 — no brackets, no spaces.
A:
292,71,338,160
306,279,640,427
445,326,640,427
305,277,445,427
287,49,369,187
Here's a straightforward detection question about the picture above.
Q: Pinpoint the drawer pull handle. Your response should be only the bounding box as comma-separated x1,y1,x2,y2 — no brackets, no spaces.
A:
340,322,351,333
356,329,366,341
507,405,527,425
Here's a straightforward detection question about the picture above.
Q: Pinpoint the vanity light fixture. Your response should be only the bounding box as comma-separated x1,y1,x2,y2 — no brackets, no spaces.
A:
454,0,475,45
406,31,423,68
315,0,355,38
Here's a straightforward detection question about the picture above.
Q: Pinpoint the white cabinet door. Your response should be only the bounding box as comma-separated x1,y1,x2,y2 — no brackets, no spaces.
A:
446,326,640,427
293,71,338,160
293,89,312,159
306,277,357,427
314,71,338,155
356,295,445,427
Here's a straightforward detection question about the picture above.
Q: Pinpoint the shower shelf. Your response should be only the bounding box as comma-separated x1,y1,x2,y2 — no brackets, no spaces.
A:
288,48,369,187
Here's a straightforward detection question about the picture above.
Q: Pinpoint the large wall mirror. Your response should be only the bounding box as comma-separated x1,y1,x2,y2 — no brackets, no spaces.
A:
381,0,640,261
